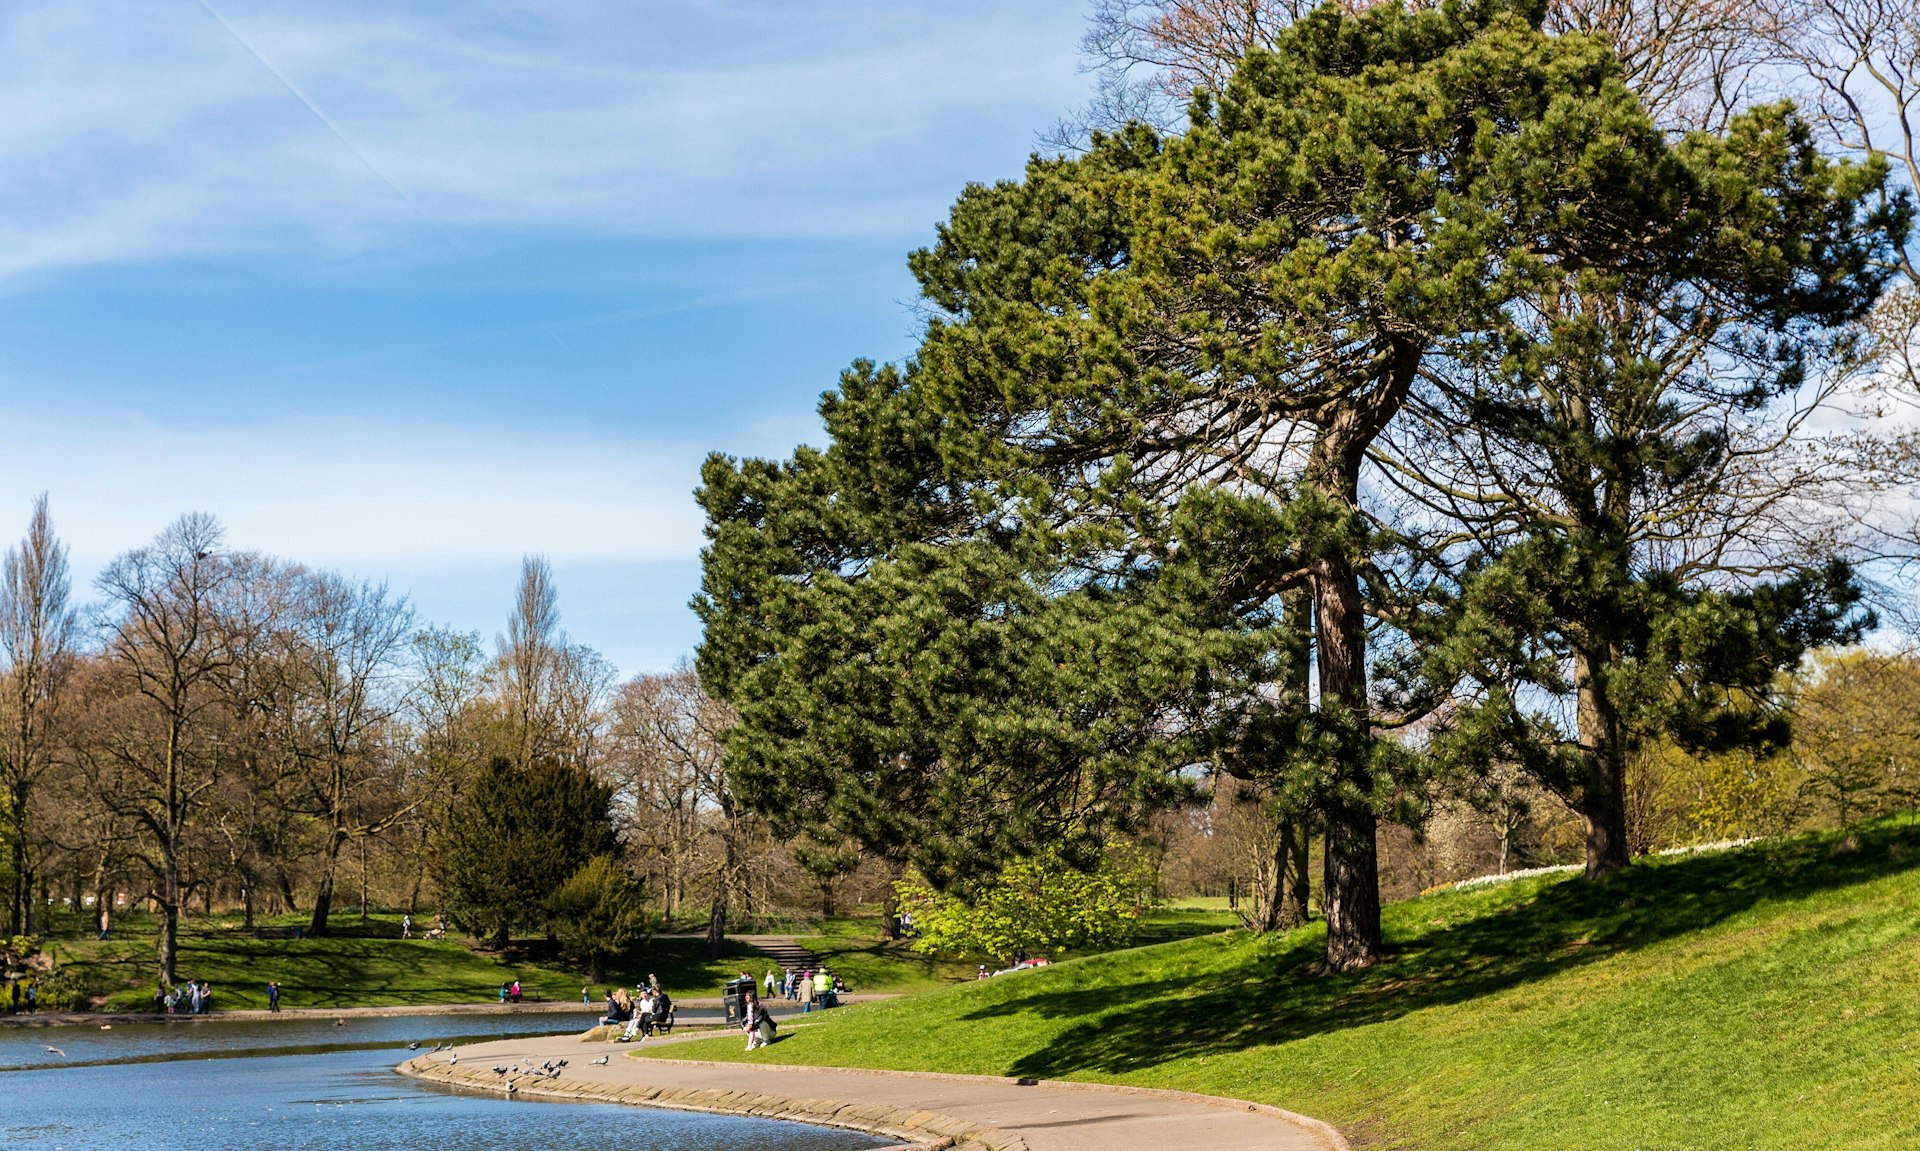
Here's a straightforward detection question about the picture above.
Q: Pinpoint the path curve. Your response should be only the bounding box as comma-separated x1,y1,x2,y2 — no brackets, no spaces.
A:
398,1032,1347,1151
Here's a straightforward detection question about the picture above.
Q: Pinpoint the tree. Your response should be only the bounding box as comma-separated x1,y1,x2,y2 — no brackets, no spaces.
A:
264,570,414,936
1409,98,1903,875
606,669,754,959
1792,649,1920,824
1056,0,1772,144
433,757,615,949
90,514,244,985
703,1,1732,970
0,495,75,935
548,854,652,981
500,556,560,769
893,842,1159,965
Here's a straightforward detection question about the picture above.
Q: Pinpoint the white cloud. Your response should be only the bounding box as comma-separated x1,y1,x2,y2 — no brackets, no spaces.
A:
0,403,709,572
0,0,1086,279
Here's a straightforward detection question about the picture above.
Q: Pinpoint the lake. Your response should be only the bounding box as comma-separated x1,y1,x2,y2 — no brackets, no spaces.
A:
0,1013,888,1151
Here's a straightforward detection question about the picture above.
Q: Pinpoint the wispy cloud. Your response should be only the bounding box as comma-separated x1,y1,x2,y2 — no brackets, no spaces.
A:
0,0,1085,279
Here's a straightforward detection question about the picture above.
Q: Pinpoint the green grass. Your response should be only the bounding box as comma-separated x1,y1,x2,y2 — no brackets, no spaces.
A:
645,820,1920,1150
788,901,1240,994
40,911,791,1011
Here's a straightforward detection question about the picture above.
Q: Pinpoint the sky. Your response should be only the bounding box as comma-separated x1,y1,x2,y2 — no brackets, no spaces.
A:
0,0,1093,676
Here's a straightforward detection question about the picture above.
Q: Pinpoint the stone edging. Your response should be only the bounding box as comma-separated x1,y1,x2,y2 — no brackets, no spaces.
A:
639,1057,1351,1151
397,1054,1025,1151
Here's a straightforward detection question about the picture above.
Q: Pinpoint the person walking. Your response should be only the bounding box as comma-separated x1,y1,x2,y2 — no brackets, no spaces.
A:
267,982,280,1012
401,913,412,939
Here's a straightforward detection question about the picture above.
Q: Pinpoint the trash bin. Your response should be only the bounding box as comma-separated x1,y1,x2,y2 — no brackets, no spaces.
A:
723,976,755,1025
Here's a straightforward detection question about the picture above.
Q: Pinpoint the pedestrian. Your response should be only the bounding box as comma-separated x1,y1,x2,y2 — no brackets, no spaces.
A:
24,982,35,1014
267,982,280,1012
401,913,412,939
582,986,591,1005
510,979,522,1003
97,906,110,940
741,989,772,1051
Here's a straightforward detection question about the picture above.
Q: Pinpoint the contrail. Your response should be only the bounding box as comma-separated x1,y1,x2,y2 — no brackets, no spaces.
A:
194,0,424,219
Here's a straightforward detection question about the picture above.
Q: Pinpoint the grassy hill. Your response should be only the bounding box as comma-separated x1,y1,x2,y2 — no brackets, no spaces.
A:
645,819,1920,1150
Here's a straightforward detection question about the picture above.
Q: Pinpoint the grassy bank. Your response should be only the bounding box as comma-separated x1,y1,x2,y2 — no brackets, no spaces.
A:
38,914,793,1011
645,820,1920,1150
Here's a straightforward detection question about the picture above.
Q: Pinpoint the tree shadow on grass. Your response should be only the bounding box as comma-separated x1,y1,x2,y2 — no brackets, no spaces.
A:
978,821,1920,1079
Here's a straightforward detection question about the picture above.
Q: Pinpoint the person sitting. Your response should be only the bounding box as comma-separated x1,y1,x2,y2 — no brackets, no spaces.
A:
635,989,658,1037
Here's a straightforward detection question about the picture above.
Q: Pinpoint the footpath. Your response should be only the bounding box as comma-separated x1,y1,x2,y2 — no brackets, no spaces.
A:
399,1031,1347,1151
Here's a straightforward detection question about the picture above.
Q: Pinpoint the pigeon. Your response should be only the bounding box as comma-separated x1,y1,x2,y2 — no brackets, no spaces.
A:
503,1080,517,1095
447,1054,458,1065
406,1042,420,1051
492,1066,508,1075
42,1045,66,1058
589,1055,609,1065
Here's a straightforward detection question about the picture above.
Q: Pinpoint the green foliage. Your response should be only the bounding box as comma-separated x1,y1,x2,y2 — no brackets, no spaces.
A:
894,843,1160,964
433,757,616,947
547,854,653,981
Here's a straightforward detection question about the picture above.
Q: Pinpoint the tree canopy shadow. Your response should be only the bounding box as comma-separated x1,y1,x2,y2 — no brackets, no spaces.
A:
969,821,1920,1079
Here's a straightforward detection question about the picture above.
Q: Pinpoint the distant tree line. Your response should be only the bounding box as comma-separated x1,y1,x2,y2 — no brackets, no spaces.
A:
0,508,849,988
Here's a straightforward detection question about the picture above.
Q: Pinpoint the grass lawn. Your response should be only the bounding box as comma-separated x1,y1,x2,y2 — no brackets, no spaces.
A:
40,911,790,1011
644,819,1920,1150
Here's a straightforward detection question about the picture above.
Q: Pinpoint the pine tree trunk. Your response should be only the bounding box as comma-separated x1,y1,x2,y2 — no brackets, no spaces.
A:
1316,550,1381,971
1575,648,1630,878
1282,819,1311,928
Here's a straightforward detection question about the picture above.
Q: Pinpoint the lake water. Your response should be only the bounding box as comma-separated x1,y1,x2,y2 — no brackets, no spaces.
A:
0,1014,887,1151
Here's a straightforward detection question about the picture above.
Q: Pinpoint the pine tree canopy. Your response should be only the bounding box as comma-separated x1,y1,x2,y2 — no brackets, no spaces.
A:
695,0,1908,970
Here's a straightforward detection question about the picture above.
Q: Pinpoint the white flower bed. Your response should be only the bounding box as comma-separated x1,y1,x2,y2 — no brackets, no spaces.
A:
1448,837,1761,892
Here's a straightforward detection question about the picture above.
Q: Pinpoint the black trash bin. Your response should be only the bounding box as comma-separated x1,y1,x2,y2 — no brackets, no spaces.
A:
723,976,755,1025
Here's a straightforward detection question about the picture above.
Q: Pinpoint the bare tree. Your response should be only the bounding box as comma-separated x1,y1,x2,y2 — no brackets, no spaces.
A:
263,569,415,936
399,624,489,914
0,494,76,934
612,667,750,958
499,555,560,767
604,675,704,918
1050,0,1770,148
91,514,242,985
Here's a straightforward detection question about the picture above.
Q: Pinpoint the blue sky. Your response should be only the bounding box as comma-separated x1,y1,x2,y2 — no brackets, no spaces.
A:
0,0,1092,675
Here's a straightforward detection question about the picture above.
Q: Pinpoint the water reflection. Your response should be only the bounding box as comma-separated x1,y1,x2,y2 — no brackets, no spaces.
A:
0,1015,884,1151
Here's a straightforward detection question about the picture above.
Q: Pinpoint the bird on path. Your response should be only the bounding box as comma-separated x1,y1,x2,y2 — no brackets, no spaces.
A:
589,1055,609,1065
503,1080,517,1095
42,1045,66,1058
447,1054,458,1065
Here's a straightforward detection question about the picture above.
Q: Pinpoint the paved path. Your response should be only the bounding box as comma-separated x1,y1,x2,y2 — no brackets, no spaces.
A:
399,1032,1346,1151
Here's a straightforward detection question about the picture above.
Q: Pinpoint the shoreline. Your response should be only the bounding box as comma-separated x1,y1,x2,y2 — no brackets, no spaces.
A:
0,992,894,1028
397,1032,1347,1151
